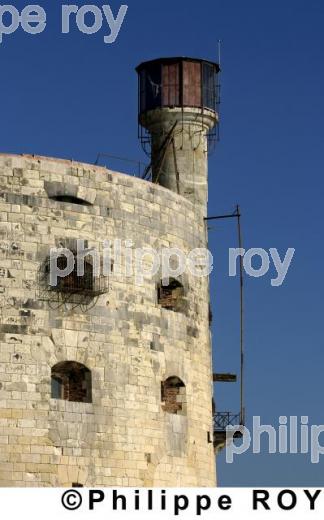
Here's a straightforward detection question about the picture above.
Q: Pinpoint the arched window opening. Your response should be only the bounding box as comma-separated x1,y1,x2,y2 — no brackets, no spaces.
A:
51,361,92,403
157,278,185,312
50,195,92,206
161,376,186,415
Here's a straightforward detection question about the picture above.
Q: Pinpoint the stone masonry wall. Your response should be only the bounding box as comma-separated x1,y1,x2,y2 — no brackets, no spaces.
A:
0,153,215,487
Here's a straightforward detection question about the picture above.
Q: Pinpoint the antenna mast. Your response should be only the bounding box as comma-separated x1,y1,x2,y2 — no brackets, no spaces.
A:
218,39,222,67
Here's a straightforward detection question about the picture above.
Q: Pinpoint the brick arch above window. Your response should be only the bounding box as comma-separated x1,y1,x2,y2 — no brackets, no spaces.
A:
161,376,186,415
51,361,92,403
157,278,187,313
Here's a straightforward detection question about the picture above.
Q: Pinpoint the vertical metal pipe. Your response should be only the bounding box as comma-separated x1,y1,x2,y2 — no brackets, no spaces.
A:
236,205,245,425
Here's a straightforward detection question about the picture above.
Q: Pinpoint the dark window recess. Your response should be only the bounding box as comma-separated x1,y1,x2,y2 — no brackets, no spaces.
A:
157,279,185,312
50,195,92,206
46,255,94,294
72,483,84,488
202,62,218,111
51,361,92,403
140,62,162,112
209,304,213,326
161,376,186,415
43,252,108,298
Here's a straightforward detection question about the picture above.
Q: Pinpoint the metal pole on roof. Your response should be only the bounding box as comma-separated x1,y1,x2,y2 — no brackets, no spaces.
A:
218,40,222,67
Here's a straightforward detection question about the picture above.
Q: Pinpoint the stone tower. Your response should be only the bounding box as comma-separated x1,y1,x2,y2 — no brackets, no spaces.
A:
0,56,220,487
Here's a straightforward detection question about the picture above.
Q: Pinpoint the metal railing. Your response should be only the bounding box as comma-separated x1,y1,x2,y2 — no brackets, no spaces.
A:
42,256,109,297
94,153,147,178
213,412,241,432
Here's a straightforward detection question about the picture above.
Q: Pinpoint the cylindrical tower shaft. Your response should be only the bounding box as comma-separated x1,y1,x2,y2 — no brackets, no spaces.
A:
146,107,216,211
137,57,220,215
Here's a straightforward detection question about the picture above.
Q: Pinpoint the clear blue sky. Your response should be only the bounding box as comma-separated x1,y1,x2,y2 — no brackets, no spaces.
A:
2,0,324,486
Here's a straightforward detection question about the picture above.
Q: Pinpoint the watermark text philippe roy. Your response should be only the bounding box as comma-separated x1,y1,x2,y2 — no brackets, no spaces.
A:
48,240,295,287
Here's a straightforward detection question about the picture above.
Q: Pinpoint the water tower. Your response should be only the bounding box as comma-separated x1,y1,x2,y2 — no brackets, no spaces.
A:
137,57,220,215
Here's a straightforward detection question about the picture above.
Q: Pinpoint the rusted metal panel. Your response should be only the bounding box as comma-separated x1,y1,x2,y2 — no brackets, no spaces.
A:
182,60,201,107
162,63,180,106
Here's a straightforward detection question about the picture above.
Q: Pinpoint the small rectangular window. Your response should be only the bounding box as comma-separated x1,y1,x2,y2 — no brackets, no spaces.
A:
51,376,63,399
